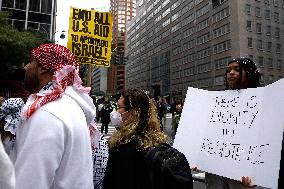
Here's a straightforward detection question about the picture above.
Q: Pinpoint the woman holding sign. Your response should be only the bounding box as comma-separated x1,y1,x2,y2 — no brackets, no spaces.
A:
205,57,269,189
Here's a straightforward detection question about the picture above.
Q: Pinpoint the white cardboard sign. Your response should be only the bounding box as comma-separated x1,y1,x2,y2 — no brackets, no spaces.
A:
173,79,284,189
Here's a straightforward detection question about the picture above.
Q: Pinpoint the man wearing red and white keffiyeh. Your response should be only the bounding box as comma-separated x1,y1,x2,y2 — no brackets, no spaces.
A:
12,44,99,189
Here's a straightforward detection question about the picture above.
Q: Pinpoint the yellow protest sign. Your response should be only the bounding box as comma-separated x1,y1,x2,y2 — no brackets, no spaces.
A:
67,7,113,67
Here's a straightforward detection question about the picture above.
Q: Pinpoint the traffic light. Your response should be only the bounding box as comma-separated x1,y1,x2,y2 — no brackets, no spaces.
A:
113,52,128,65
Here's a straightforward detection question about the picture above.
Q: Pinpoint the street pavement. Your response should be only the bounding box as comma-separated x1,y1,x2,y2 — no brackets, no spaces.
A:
96,122,116,141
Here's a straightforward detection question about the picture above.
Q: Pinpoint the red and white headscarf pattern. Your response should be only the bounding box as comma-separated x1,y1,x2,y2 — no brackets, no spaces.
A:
23,44,90,119
31,43,79,72
22,44,99,149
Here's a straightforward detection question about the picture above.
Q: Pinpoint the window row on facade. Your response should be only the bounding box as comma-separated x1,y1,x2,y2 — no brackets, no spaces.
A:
128,3,230,41
245,3,283,23
257,56,282,69
172,39,231,56
2,0,53,14
128,7,230,48
247,37,282,53
247,21,281,38
129,21,231,54
172,56,231,73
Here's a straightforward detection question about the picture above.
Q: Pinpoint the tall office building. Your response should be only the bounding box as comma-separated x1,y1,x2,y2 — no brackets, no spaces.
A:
92,67,108,95
126,0,284,100
108,0,136,94
0,0,56,39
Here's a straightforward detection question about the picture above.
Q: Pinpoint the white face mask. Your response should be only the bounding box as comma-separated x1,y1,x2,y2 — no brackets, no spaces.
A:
110,111,123,128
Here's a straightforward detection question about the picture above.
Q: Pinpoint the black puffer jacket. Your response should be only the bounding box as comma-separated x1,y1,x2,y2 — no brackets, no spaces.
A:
102,140,147,189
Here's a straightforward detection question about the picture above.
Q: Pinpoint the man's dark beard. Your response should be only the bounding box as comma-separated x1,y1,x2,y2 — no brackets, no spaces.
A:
23,75,39,93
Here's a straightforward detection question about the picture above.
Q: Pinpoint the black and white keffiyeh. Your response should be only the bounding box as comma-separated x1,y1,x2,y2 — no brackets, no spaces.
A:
0,98,24,135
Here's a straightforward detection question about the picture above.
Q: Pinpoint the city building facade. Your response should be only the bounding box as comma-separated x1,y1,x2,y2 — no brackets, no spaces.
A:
92,67,108,95
108,0,136,94
126,0,284,100
0,0,56,39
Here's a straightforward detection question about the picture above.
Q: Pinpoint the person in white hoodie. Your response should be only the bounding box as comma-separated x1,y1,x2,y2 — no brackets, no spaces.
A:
0,140,15,189
12,44,95,189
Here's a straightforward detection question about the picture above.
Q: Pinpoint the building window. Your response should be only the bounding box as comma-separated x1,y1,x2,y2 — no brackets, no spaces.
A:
246,20,252,31
171,12,180,22
269,75,274,82
268,58,273,68
183,27,195,39
27,22,39,30
255,7,261,17
214,57,231,70
171,1,181,11
212,0,226,8
29,0,40,12
213,40,231,54
182,1,194,14
196,18,210,31
264,0,270,5
274,12,279,22
256,23,262,33
154,5,161,15
182,13,195,26
248,55,254,61
197,48,211,60
154,15,162,24
212,23,230,38
215,76,224,86
260,74,265,83
212,7,230,23
154,25,162,33
196,3,210,18
173,46,182,56
2,0,14,8
15,0,27,10
248,37,253,48
275,27,280,38
162,0,170,8
162,7,171,18
257,39,263,50
267,42,272,52
266,25,271,35
259,56,264,67
245,4,251,14
276,43,281,53
277,59,282,69
197,32,211,45
183,39,196,51
162,18,171,28
171,23,181,33
265,10,270,19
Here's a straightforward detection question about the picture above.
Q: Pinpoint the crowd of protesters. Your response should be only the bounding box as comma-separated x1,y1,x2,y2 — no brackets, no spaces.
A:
0,43,282,189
